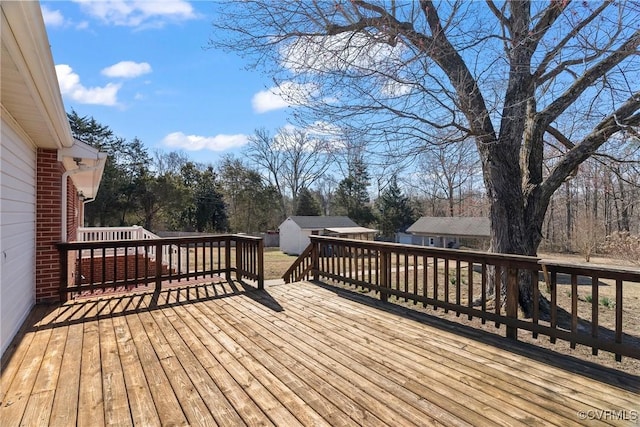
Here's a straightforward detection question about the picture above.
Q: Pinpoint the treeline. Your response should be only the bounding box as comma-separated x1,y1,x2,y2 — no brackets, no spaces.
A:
71,112,418,238
541,144,640,262
72,111,640,261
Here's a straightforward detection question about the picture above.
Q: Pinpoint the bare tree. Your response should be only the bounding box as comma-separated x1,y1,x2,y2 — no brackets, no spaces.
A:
247,127,334,218
541,134,640,253
417,139,480,217
212,1,640,315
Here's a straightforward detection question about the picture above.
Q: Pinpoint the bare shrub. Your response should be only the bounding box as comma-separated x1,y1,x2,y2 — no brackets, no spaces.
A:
601,232,640,265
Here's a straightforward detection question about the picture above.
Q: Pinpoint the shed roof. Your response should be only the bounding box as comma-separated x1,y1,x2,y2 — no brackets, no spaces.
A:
406,217,490,237
282,216,360,230
325,226,377,235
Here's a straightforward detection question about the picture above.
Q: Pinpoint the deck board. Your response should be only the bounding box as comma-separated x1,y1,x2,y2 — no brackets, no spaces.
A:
1,280,638,426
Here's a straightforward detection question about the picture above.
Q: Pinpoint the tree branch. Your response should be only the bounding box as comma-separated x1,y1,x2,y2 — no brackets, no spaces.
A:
541,91,640,199
485,0,510,28
533,2,615,82
522,0,568,57
538,30,640,126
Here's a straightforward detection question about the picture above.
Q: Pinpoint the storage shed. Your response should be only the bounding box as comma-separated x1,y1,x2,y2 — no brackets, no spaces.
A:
279,216,377,255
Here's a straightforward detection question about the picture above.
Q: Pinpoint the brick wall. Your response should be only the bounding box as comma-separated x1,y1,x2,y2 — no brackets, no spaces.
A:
35,149,80,302
77,254,172,285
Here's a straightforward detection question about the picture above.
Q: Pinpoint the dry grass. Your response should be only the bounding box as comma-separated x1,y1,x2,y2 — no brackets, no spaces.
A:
183,246,298,280
264,248,298,279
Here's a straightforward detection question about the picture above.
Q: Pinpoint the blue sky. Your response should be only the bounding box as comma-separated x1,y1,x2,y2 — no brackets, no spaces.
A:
41,0,292,165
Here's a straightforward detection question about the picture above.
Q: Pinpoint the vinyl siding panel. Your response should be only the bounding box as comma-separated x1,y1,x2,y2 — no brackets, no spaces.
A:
1,117,36,355
279,219,303,255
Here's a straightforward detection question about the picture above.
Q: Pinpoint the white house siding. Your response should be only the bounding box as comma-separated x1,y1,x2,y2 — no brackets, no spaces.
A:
0,117,36,355
297,230,313,255
279,219,302,255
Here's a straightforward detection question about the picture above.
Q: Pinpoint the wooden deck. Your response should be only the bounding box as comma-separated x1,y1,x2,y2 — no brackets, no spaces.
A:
2,280,639,426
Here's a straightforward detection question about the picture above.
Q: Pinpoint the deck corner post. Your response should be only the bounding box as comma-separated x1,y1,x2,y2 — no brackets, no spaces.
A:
225,236,232,281
311,239,319,281
380,250,389,302
155,241,163,292
258,238,265,289
58,244,69,303
236,238,244,281
506,267,519,340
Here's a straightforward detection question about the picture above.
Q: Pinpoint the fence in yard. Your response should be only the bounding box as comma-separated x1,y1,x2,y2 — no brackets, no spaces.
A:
57,234,264,301
284,235,640,361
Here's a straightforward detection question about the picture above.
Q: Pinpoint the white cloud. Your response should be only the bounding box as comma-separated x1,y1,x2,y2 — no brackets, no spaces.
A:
162,132,249,152
41,5,89,30
41,6,65,27
73,0,197,28
55,64,121,106
252,90,290,113
102,61,152,78
252,81,317,113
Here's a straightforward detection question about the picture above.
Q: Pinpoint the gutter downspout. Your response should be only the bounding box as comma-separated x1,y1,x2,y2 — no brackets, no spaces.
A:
61,165,101,242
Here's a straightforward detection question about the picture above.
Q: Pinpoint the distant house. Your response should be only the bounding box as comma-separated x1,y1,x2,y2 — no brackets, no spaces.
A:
403,217,490,248
279,216,377,255
1,2,106,355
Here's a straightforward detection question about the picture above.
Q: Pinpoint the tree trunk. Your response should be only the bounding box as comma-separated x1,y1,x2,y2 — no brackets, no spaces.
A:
482,133,548,318
565,183,572,252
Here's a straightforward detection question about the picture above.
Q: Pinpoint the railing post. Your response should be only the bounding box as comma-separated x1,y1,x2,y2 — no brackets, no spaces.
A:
506,267,518,340
312,239,319,281
615,278,623,362
380,250,389,302
225,236,232,281
237,239,243,281
155,241,163,292
257,238,264,289
59,244,69,303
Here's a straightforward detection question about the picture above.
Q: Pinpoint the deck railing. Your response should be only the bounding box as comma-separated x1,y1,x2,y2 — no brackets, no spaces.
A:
57,234,264,301
77,225,156,241
287,235,640,361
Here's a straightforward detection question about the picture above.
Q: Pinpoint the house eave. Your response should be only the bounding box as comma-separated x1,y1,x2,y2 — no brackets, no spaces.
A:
1,2,73,150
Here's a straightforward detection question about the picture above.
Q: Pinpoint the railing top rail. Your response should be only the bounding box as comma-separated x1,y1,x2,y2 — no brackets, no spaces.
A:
58,233,261,249
233,234,264,242
78,225,141,231
309,235,640,282
539,260,640,281
309,235,541,265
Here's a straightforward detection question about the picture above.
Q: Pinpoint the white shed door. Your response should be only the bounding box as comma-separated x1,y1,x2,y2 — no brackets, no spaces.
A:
1,118,36,355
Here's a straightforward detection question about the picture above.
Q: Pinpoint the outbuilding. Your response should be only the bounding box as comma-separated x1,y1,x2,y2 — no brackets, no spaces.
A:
403,216,490,249
279,216,377,255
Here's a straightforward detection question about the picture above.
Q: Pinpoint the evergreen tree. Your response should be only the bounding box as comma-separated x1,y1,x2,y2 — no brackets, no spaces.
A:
194,166,228,232
67,110,149,226
171,163,228,232
295,188,321,216
375,175,416,240
332,157,374,226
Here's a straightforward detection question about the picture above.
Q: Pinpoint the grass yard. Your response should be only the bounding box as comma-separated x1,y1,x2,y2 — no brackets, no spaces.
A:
183,246,297,280
264,248,298,279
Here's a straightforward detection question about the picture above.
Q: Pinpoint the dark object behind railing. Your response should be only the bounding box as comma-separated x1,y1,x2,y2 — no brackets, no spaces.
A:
57,234,263,301
286,235,639,362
